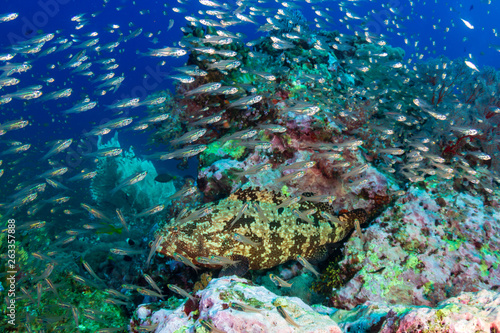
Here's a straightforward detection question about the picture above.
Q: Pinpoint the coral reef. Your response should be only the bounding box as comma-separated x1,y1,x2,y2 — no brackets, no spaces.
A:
3,1,499,331
131,276,343,332
0,218,129,331
131,276,500,333
317,289,500,332
134,8,500,331
329,179,500,309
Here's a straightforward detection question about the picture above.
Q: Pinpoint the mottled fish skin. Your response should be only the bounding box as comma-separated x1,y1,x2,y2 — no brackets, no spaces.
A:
156,187,367,270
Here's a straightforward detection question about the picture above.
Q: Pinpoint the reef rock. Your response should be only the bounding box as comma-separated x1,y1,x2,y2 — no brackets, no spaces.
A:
130,275,342,333
198,142,392,220
330,181,500,309
130,277,500,333
318,289,500,332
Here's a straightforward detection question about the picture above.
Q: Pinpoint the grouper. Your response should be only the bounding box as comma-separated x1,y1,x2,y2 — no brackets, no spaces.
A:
155,187,367,275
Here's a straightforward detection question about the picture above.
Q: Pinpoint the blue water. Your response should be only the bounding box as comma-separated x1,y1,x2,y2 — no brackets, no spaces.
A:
0,0,498,162
0,1,199,181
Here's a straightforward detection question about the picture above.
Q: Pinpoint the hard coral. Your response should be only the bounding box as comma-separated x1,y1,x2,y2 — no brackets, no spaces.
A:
314,289,500,332
133,276,343,333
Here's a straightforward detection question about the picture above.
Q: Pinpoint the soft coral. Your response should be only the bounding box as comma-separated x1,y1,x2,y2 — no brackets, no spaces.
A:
442,134,480,159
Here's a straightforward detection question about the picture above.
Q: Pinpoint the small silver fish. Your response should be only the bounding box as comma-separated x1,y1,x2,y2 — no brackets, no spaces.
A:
199,319,225,333
146,47,186,57
167,284,196,301
86,147,122,158
282,161,315,171
233,233,261,248
276,306,300,328
134,204,165,218
276,195,302,209
110,171,148,196
116,208,129,232
157,145,207,160
0,119,29,131
296,255,320,277
228,302,262,313
146,235,163,268
137,287,164,299
228,94,262,108
172,252,200,272
275,170,305,183
36,166,68,179
81,203,113,223
0,13,18,22
196,255,239,267
269,274,293,288
233,163,272,181
252,202,269,223
185,82,221,96
41,139,73,160
109,248,144,256
102,117,133,129
143,274,163,295
82,260,104,283
105,98,139,109
166,186,197,202
228,203,248,229
170,128,207,145
292,209,315,224
221,128,258,142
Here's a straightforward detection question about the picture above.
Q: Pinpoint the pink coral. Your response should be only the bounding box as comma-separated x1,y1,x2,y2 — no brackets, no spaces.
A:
331,185,500,310
132,276,342,333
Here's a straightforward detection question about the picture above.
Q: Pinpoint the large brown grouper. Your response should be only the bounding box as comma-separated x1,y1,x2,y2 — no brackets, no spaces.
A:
156,187,367,275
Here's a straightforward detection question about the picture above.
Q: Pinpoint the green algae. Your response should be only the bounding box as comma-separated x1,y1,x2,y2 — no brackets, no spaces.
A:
479,243,500,270
479,260,490,277
424,304,461,332
443,237,466,252
423,281,435,296
281,185,291,196
200,139,248,167
404,254,422,271
216,282,268,309
312,257,357,298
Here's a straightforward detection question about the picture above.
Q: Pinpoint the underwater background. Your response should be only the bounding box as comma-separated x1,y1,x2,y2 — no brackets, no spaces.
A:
0,0,499,332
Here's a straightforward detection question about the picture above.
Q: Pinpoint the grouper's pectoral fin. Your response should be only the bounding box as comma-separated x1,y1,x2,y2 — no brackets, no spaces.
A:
219,255,250,277
306,245,329,264
307,243,343,264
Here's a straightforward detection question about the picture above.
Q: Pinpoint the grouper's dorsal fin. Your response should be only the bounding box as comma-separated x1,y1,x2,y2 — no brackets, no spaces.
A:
229,187,287,205
338,208,368,226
